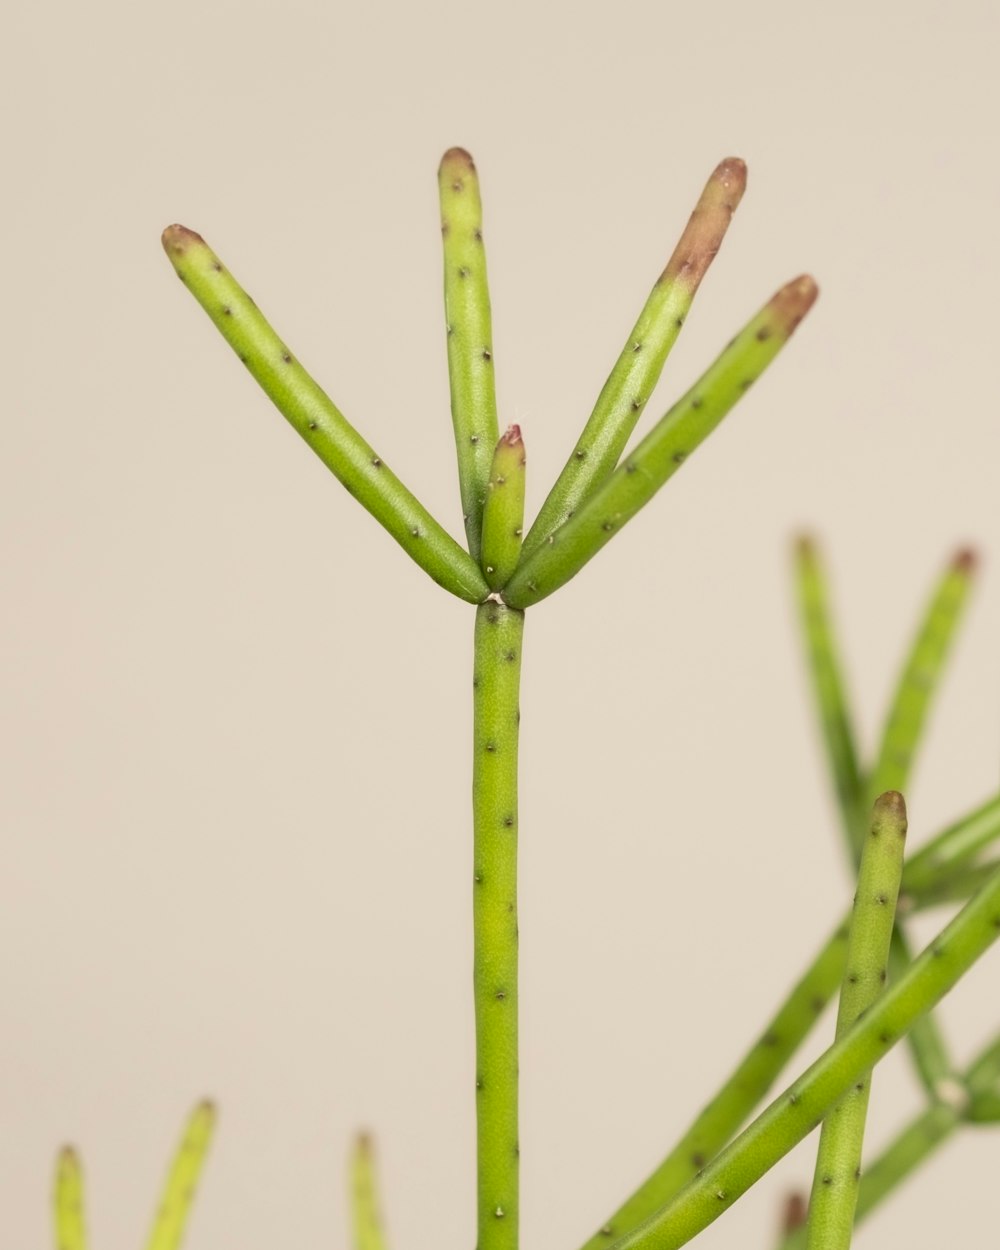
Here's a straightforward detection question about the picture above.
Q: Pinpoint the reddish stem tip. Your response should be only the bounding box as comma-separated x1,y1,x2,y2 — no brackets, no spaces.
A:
661,156,747,288
769,274,819,334
439,146,476,176
873,789,907,826
161,223,205,257
781,1192,808,1235
501,424,523,446
793,532,818,560
952,546,978,574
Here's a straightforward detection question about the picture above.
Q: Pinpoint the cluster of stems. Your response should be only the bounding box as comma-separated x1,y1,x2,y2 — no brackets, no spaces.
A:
52,148,999,1250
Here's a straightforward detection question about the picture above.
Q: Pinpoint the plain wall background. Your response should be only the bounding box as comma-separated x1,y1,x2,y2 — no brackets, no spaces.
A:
3,1,999,1246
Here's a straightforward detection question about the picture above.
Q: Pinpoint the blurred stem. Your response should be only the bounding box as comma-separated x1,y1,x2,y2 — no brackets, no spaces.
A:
145,1101,215,1250
54,1149,88,1250
351,1135,389,1250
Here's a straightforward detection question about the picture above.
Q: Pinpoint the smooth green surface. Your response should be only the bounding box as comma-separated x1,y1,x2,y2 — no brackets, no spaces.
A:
793,539,864,844
473,602,524,1250
161,226,488,604
54,1149,87,1250
351,1135,389,1250
522,158,746,556
503,276,817,608
145,1101,215,1250
482,428,526,591
804,793,906,1250
614,860,1000,1250
439,148,500,562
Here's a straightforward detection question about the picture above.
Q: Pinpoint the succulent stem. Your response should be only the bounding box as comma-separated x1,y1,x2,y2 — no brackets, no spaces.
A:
523,158,746,556
473,601,524,1250
803,792,907,1250
481,426,526,590
161,226,488,604
145,1100,215,1250
54,1148,88,1250
503,276,818,609
792,538,865,843
350,1134,389,1250
902,793,1000,897
439,148,501,562
613,858,1000,1250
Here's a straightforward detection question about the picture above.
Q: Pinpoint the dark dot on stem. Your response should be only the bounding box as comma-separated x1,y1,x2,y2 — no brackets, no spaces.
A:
575,448,588,460
600,1227,615,1238
458,266,470,279
503,815,514,828
762,1031,779,1047
756,325,772,342
482,348,492,361
632,341,643,353
474,228,483,242
625,461,637,474
602,521,614,532
855,1081,866,1092
691,1152,705,1169
847,973,859,984
932,944,946,958
474,873,483,884
675,316,685,328
495,990,507,1001
672,450,688,464
411,527,421,538
691,396,704,410
238,354,248,364
372,457,382,467
485,742,497,753
879,968,887,982
470,435,480,444
504,649,517,662
441,221,450,237
879,1031,892,1045
789,1094,800,1106
281,352,292,364
446,324,454,336
715,1190,727,1202
451,179,463,192
876,893,888,905
821,1175,832,1187
739,377,754,391
855,1166,862,1180
507,902,514,912
810,996,826,1012
221,305,232,316
630,398,643,411
211,261,223,272
307,421,317,431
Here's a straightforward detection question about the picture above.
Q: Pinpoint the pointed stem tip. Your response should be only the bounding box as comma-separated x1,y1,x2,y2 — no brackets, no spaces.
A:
952,546,978,573
873,789,907,826
439,146,477,177
161,223,206,257
661,156,748,290
765,274,819,337
500,424,523,448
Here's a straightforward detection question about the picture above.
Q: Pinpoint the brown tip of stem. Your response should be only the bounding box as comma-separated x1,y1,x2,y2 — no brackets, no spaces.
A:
873,789,907,830
57,1145,80,1167
161,224,206,257
781,1192,808,1234
952,546,978,574
439,147,476,176
501,424,523,446
660,156,747,289
355,1131,374,1154
768,274,819,336
794,532,818,560
196,1097,217,1119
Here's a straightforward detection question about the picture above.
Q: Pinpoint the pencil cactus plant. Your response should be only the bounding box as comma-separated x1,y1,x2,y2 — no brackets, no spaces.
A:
49,150,1000,1250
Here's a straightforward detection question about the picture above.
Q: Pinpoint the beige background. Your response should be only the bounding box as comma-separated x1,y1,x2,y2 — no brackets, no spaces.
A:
3,0,999,1246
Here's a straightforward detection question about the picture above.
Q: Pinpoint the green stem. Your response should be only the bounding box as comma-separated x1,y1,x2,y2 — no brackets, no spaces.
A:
503,276,818,609
350,1134,389,1250
53,1148,88,1250
901,793,1000,897
145,1101,216,1250
613,860,1000,1250
473,601,524,1250
582,793,1000,1249
582,920,850,1249
867,549,977,805
804,792,907,1250
439,148,501,562
792,537,864,844
522,157,746,556
482,426,526,591
161,226,488,605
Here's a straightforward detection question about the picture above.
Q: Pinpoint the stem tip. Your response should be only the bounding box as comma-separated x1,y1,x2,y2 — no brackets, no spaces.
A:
161,223,205,256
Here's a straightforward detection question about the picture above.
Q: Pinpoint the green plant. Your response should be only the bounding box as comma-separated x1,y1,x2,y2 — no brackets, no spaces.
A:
53,151,1000,1250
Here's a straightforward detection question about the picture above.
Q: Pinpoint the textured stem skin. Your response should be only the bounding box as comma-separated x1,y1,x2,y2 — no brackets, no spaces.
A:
145,1101,215,1250
439,148,500,562
583,921,849,1249
522,158,746,556
804,793,906,1250
351,1134,389,1250
162,226,488,604
867,549,977,805
613,860,1000,1250
865,552,977,1097
503,276,817,609
481,427,526,591
582,791,1000,1249
781,1031,1000,1250
54,1149,88,1250
473,602,524,1250
793,538,864,844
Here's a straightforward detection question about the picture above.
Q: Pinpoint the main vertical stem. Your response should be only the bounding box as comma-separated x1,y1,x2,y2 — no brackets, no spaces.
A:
473,600,525,1250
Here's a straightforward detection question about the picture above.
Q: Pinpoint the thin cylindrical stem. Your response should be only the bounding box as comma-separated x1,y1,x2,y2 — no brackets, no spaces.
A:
161,226,488,605
582,921,848,1249
350,1134,389,1250
473,602,525,1250
481,427,526,591
804,792,907,1250
145,1101,216,1250
503,276,818,609
613,860,1000,1250
522,157,747,556
792,538,864,845
54,1148,88,1250
901,793,1000,897
439,148,501,562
